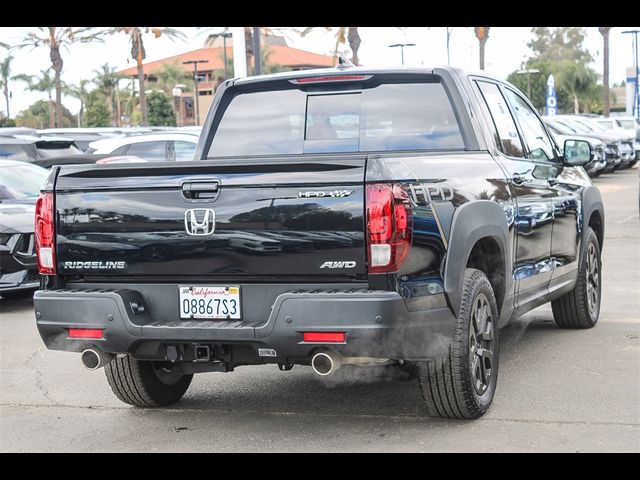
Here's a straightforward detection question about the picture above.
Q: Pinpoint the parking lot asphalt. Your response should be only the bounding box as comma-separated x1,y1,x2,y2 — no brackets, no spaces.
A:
1,167,638,452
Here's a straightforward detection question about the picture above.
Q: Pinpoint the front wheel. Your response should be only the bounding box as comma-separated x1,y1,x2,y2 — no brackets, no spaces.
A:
105,355,193,407
551,227,601,329
416,268,500,419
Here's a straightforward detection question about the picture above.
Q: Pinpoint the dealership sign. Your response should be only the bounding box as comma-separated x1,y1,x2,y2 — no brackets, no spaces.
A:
546,74,557,116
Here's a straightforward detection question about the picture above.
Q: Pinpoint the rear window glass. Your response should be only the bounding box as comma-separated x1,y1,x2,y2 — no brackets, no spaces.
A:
208,80,464,157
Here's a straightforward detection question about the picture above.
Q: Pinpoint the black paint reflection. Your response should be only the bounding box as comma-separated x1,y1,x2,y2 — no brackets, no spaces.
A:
57,189,365,276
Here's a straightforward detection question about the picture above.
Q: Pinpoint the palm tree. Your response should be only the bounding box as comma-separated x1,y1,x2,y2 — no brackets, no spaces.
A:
557,60,598,114
14,69,57,127
63,79,91,127
93,63,120,126
109,28,186,126
599,27,611,117
474,27,490,70
155,61,194,98
300,27,362,65
18,27,103,127
1,55,16,118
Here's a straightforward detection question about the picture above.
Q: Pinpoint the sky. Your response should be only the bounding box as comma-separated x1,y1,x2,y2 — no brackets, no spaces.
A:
1,26,638,117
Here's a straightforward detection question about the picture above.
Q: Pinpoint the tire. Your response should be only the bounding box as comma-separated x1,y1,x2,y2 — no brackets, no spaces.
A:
551,227,601,329
417,268,500,419
105,355,193,407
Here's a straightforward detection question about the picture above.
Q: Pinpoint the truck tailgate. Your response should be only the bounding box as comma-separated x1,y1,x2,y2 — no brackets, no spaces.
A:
54,157,366,279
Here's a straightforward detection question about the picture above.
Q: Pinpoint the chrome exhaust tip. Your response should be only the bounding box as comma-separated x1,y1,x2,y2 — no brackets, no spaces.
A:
81,349,113,370
311,351,342,376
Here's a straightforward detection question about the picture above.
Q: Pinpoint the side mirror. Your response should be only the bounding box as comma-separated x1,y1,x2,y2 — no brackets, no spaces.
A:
563,139,592,167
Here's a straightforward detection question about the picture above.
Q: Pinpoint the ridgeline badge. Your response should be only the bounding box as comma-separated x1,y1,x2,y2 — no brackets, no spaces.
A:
64,261,126,270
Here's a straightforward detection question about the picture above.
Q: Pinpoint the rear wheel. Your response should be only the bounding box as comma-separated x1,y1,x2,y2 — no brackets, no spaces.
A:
551,227,601,329
105,355,193,407
416,268,500,419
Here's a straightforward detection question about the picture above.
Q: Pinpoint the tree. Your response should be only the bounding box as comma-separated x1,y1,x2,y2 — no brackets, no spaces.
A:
0,55,15,118
507,62,570,113
14,69,57,127
0,114,15,127
93,63,121,126
557,60,598,114
520,28,599,114
599,27,611,117
155,60,194,98
84,90,110,127
528,27,593,65
300,27,367,65
248,46,287,75
474,27,490,70
18,27,103,127
146,91,176,126
16,99,75,129
109,27,186,126
64,79,91,127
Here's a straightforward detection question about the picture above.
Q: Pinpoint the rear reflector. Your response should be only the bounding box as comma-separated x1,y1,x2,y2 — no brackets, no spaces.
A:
68,329,103,339
303,332,346,343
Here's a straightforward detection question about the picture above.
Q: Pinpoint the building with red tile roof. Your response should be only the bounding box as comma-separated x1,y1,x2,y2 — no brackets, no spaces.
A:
117,36,335,126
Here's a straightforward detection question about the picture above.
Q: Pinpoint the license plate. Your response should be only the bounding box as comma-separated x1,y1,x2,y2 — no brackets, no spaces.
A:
179,286,241,320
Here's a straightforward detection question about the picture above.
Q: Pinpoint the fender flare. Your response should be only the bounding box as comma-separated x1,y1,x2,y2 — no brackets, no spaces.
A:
443,200,513,315
581,184,605,251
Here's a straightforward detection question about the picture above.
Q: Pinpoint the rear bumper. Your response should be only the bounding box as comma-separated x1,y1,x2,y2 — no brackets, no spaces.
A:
34,284,457,363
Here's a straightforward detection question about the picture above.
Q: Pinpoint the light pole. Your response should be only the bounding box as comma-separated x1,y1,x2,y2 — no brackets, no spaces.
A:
622,30,640,119
516,68,540,99
209,30,232,80
183,59,209,126
253,27,261,76
389,43,416,65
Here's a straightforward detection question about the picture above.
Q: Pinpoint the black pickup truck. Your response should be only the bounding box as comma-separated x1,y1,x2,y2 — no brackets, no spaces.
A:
34,66,604,419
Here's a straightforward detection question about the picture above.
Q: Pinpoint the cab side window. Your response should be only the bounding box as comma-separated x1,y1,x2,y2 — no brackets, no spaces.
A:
503,88,557,162
475,81,524,158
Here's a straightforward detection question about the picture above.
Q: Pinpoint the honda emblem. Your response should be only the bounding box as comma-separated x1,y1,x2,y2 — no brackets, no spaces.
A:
184,209,215,236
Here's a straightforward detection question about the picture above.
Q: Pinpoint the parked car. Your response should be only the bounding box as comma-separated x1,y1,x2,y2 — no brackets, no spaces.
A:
95,155,149,165
34,66,605,419
561,116,635,169
543,120,607,176
86,133,198,162
543,116,619,173
595,116,640,162
0,160,48,299
0,135,83,165
38,128,122,152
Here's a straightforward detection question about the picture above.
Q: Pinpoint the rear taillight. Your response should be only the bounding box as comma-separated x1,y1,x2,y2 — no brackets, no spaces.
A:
366,183,412,274
35,191,56,275
294,75,366,84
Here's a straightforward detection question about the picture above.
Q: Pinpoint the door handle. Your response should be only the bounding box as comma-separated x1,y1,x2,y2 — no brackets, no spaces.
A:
512,174,526,185
182,181,220,200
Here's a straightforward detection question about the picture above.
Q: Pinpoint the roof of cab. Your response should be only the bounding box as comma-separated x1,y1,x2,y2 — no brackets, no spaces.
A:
229,65,508,87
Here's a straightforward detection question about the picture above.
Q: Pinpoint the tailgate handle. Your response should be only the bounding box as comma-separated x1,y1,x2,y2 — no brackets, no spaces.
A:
182,181,220,200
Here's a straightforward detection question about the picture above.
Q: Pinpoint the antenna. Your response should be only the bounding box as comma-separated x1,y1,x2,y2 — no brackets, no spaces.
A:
336,55,355,69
